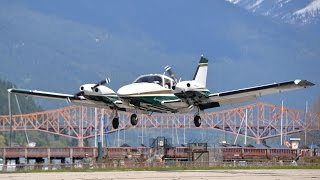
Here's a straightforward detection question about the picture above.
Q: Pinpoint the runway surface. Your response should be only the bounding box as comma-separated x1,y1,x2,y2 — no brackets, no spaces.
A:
1,169,320,180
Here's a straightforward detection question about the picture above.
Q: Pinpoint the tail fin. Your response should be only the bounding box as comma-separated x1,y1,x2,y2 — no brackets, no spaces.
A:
193,55,208,87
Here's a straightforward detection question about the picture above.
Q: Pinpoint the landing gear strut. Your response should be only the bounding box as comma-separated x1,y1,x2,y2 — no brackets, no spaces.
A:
194,115,201,127
130,114,139,126
112,117,119,129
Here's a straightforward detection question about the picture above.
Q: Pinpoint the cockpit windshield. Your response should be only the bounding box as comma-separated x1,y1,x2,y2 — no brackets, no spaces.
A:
134,75,163,85
134,74,173,89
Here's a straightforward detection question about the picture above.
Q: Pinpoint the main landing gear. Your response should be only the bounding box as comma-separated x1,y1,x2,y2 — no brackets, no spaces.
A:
193,114,201,127
130,113,139,126
111,113,139,129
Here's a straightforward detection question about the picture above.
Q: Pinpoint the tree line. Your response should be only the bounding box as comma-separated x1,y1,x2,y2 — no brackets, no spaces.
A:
0,79,73,147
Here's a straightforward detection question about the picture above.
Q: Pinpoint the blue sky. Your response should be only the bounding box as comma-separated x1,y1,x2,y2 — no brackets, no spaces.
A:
1,0,319,110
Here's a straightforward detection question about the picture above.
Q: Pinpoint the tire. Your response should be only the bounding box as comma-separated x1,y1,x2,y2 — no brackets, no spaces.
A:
112,117,119,129
130,114,138,126
194,115,201,127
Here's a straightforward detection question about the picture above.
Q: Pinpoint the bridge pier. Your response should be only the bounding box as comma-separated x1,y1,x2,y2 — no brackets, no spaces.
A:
256,138,261,144
78,138,84,147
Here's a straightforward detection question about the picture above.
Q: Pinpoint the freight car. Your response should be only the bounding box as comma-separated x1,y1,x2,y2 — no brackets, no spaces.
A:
222,147,298,161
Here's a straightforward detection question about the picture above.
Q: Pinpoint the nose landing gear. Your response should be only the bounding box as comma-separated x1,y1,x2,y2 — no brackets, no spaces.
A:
193,115,201,127
112,117,119,129
111,109,120,129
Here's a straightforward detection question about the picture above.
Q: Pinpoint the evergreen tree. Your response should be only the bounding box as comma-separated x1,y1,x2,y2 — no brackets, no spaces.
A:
0,78,70,147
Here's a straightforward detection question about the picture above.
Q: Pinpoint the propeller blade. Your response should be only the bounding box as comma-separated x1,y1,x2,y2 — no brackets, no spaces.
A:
91,78,111,90
164,65,178,84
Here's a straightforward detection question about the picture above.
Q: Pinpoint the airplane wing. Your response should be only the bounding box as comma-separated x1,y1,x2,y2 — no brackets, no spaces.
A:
161,79,314,111
7,88,128,110
8,88,81,100
200,79,314,109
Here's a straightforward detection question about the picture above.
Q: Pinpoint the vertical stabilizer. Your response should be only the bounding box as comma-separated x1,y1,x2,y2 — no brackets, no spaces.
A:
193,55,208,87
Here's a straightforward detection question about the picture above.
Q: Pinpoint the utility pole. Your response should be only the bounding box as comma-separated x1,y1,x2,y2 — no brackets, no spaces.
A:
245,108,247,145
78,106,84,147
183,116,186,145
305,101,308,146
281,100,283,146
8,91,12,147
94,108,97,147
98,109,104,161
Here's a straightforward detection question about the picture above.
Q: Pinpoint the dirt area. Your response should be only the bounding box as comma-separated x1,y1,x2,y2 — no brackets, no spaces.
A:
0,169,319,180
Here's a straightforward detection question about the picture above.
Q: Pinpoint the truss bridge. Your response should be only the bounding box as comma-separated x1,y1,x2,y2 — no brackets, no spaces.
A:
0,102,319,146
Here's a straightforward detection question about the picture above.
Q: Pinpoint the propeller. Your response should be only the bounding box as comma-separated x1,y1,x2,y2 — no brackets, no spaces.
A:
91,78,111,90
75,77,111,97
164,65,178,85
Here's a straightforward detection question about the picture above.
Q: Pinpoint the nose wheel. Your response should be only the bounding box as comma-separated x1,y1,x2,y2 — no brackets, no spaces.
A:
112,117,119,129
194,115,201,127
130,114,139,126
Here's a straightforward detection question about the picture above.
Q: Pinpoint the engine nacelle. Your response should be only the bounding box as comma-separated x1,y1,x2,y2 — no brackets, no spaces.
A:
94,85,116,95
174,80,205,94
80,84,116,96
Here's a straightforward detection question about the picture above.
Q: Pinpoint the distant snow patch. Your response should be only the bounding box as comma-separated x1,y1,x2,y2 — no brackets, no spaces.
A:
225,0,241,4
294,0,320,16
248,0,264,9
247,0,265,12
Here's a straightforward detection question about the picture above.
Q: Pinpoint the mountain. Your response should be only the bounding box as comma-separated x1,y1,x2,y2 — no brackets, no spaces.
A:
0,1,319,110
0,79,42,115
225,0,320,25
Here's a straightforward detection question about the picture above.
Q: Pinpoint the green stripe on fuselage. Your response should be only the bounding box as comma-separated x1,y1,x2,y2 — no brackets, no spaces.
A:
121,94,179,106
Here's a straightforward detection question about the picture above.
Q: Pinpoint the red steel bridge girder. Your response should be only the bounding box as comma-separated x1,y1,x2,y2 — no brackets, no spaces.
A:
0,102,319,141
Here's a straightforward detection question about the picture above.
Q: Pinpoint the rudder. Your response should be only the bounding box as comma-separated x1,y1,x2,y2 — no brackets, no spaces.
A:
193,55,208,87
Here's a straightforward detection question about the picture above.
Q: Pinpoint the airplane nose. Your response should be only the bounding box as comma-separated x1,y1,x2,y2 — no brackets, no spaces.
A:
117,85,131,96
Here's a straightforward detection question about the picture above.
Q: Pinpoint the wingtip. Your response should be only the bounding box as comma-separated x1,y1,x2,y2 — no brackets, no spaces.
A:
294,79,315,87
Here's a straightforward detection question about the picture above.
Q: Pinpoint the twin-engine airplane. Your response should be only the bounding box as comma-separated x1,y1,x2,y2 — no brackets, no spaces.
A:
8,56,315,129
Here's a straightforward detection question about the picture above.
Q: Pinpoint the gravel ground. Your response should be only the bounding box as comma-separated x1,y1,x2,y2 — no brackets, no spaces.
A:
0,169,319,180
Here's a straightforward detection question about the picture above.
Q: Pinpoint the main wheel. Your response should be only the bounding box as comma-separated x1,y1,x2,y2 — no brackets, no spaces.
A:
112,117,119,129
194,115,201,127
130,114,138,126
